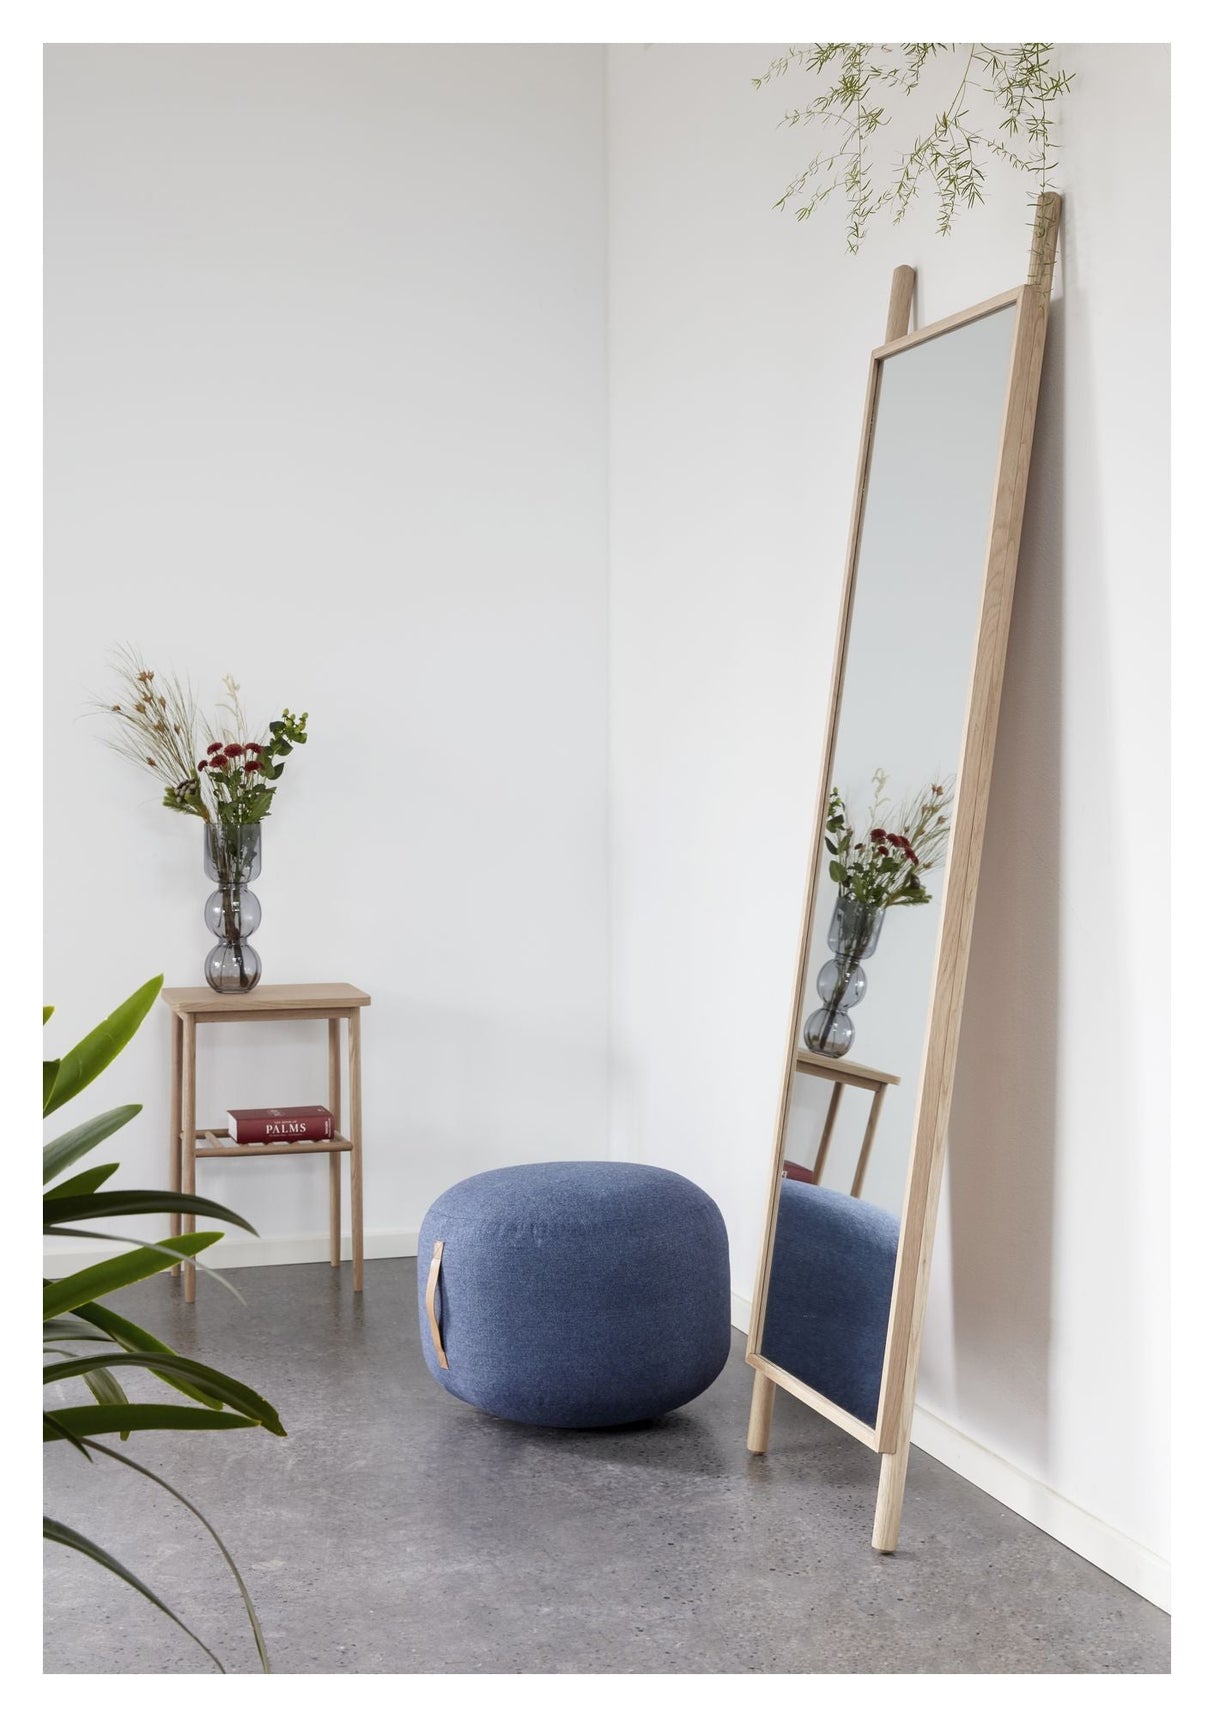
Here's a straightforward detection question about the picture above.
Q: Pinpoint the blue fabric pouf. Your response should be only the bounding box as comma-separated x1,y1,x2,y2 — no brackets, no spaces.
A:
761,1180,899,1428
417,1161,731,1428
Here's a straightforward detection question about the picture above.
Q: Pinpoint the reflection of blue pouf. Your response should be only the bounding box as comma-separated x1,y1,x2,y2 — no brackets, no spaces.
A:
761,1181,899,1428
417,1161,731,1428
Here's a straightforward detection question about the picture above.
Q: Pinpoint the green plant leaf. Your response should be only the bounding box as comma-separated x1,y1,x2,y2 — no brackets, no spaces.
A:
44,1162,119,1200
43,1105,141,1185
43,1353,286,1436
43,1189,258,1234
44,1060,61,1111
70,1301,222,1407
45,1404,258,1439
44,976,163,1116
41,1228,247,1302
43,1315,118,1344
80,1363,132,1437
73,1436,272,1672
43,1232,221,1320
44,1005,54,1024
43,1517,226,1673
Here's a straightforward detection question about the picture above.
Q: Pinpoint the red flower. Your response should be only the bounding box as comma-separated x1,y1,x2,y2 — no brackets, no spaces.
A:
197,758,210,771
871,828,887,841
223,743,244,758
243,759,261,774
206,741,224,754
245,742,262,754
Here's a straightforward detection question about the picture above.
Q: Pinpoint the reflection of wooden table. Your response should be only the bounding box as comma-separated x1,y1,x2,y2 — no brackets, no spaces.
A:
162,984,371,1303
789,1049,901,1199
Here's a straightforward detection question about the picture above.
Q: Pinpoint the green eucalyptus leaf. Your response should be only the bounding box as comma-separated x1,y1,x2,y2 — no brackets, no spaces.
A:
44,976,163,1116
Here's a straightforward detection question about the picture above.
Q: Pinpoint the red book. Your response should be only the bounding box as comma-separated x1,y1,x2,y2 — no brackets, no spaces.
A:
226,1105,334,1145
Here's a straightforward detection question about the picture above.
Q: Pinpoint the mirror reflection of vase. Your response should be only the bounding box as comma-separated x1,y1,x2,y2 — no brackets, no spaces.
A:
803,893,884,1058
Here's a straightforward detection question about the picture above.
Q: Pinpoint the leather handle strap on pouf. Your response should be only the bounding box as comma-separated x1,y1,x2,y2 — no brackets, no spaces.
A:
425,1240,449,1369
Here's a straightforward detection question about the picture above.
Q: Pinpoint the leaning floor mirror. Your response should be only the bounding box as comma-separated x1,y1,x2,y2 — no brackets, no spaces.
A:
746,193,1061,1552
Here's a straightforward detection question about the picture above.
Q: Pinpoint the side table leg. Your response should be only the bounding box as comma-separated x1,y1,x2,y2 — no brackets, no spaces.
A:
182,1015,197,1303
328,1017,342,1268
811,1083,844,1184
349,1009,364,1293
168,1010,183,1275
851,1084,888,1199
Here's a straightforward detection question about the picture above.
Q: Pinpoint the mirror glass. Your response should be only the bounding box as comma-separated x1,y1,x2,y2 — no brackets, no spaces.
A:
758,303,1018,1428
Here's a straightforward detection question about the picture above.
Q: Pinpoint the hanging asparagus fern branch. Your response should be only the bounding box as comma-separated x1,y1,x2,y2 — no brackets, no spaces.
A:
754,43,1073,252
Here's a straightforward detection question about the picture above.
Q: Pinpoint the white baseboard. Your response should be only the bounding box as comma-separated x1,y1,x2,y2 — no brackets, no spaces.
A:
909,1403,1170,1612
729,1287,1169,1612
44,1229,420,1276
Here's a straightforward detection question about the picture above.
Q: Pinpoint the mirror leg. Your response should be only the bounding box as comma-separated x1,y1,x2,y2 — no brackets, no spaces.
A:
747,1372,776,1454
872,1440,910,1552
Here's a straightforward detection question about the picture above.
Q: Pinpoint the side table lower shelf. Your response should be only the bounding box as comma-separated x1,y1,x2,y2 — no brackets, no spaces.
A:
195,1130,354,1159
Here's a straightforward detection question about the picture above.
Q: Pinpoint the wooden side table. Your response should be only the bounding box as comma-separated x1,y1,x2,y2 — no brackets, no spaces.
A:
791,1048,901,1199
162,983,371,1302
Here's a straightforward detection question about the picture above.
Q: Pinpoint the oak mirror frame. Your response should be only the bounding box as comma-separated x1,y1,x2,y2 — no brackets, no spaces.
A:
745,193,1061,1554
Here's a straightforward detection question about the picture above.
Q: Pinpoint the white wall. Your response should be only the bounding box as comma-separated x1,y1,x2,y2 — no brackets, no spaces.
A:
607,43,1169,1602
44,45,610,1254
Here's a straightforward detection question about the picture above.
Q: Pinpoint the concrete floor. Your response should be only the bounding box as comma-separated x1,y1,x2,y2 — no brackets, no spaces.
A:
44,1260,1169,1675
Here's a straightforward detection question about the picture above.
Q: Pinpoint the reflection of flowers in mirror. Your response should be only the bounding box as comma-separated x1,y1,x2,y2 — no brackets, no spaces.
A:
824,769,954,910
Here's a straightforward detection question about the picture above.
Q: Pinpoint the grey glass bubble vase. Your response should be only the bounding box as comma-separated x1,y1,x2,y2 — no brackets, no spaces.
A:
203,823,263,994
803,893,884,1059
